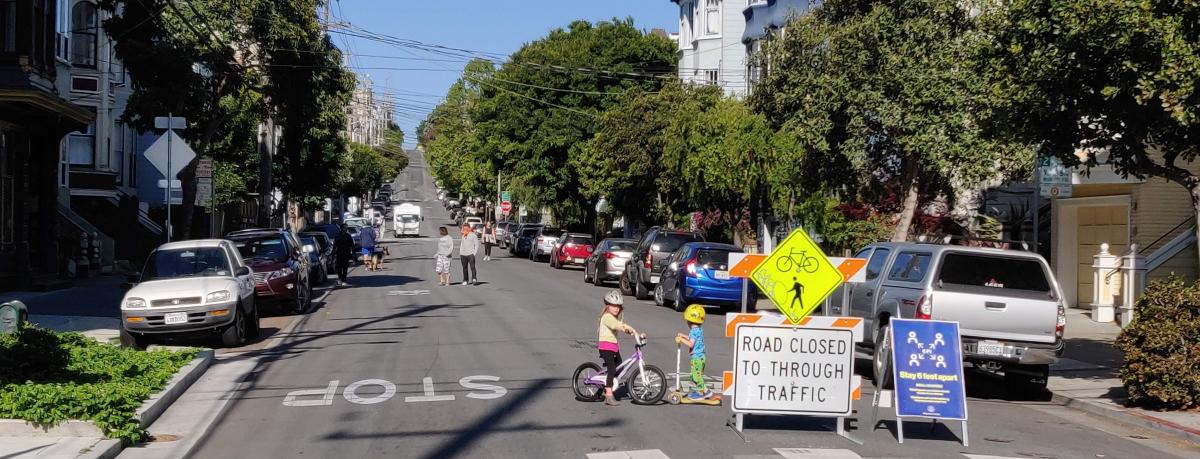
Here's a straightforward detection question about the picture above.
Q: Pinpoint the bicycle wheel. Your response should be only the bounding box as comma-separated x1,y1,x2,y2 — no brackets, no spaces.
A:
801,255,819,274
628,364,667,405
775,255,794,273
572,362,605,402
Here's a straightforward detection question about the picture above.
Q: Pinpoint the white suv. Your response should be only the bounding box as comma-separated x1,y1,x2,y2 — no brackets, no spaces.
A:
120,239,259,349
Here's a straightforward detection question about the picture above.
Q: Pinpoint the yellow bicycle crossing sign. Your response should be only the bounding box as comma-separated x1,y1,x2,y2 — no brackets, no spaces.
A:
751,227,844,324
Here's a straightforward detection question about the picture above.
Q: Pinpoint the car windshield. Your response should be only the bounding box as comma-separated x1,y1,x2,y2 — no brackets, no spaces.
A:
143,247,231,281
345,219,368,227
937,253,1052,294
233,236,289,261
300,235,322,251
399,215,419,223
540,228,563,238
607,241,635,251
656,233,700,253
520,228,539,237
565,235,592,245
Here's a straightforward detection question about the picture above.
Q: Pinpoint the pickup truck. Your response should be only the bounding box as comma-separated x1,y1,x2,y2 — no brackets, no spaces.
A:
833,241,1067,394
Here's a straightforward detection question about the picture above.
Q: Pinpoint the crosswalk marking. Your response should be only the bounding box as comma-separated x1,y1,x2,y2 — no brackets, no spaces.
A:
587,450,671,459
775,448,863,459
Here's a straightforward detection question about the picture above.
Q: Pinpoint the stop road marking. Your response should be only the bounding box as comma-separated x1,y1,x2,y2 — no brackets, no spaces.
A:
282,375,508,407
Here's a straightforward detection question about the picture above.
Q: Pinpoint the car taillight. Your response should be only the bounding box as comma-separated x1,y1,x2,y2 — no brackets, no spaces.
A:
585,245,594,253
1056,302,1066,338
915,294,933,319
604,252,617,260
644,250,652,269
684,259,697,277
565,243,575,248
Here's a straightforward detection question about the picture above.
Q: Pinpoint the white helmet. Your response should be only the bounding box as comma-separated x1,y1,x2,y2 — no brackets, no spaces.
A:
604,289,624,306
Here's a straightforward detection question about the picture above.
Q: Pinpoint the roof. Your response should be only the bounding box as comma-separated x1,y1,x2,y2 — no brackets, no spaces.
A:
563,232,593,238
225,228,286,239
681,242,740,252
156,239,226,250
864,241,1044,258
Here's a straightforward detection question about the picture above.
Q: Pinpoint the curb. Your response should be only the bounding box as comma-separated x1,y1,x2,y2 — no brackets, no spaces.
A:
136,349,215,428
1052,391,1200,445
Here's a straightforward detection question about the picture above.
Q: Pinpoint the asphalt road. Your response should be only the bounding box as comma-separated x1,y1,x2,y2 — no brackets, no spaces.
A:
190,150,1199,459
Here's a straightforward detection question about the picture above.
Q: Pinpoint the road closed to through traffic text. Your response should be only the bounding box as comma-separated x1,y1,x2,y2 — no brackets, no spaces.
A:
732,324,854,416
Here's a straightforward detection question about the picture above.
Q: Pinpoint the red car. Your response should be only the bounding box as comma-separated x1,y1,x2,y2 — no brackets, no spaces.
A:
550,233,595,269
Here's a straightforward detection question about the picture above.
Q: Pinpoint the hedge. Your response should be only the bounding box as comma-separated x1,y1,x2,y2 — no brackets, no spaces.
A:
1115,277,1200,410
0,325,197,443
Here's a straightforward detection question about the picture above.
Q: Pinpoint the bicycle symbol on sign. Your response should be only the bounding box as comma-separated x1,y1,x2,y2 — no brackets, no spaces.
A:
775,249,820,274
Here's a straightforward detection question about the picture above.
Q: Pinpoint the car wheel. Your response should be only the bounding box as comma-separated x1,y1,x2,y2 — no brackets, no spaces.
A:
634,277,651,300
294,285,309,314
619,270,633,295
220,310,247,348
120,328,150,350
653,283,664,307
319,265,328,284
673,286,687,312
593,268,605,286
583,264,592,283
873,323,894,390
246,302,261,339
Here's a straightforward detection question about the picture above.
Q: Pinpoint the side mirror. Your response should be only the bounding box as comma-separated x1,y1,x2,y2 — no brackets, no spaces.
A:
302,244,315,254
236,266,251,276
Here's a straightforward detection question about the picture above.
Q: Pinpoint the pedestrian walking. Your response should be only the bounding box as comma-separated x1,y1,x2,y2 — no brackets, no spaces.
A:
435,227,453,286
459,225,479,285
597,290,644,406
333,223,354,287
359,223,378,271
482,221,497,261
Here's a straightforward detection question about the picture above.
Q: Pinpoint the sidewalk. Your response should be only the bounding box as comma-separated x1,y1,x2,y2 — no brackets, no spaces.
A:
0,274,125,317
1049,308,1200,444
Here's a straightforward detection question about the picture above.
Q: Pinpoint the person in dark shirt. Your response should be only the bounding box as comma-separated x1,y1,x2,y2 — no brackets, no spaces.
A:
333,223,354,286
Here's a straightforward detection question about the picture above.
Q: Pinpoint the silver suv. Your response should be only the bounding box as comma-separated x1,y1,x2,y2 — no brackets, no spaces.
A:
835,240,1066,394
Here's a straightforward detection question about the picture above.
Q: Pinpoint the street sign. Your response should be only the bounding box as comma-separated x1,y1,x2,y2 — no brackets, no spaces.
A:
731,323,855,417
500,201,512,214
143,130,197,179
501,191,510,202
1038,156,1072,199
156,180,182,188
750,227,844,324
196,158,213,178
153,116,187,130
518,206,527,217
890,318,967,420
196,177,213,206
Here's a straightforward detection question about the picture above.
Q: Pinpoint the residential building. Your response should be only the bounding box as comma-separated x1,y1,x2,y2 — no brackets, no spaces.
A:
670,0,749,97
0,0,95,290
346,74,391,147
741,0,811,93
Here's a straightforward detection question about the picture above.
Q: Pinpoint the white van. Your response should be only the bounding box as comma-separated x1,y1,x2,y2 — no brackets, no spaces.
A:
393,203,422,237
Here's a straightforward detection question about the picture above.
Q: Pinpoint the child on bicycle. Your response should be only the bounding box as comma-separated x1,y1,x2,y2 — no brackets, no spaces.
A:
675,304,712,400
598,289,644,406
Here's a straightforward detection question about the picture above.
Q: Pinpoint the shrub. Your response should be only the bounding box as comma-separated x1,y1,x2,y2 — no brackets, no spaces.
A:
1116,277,1200,410
0,325,197,443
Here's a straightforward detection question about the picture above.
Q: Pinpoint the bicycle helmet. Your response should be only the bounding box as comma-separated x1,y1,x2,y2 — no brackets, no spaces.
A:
684,304,705,324
604,289,624,306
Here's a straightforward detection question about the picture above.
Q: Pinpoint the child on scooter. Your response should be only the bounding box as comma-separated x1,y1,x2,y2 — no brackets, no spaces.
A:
675,304,712,400
598,289,644,406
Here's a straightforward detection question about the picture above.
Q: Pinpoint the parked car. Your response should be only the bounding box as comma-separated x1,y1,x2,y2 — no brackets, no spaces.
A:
621,227,704,299
344,225,362,251
511,224,543,257
550,233,594,269
583,238,636,286
299,232,333,284
225,229,313,314
344,217,370,228
303,223,340,242
119,239,259,349
654,242,750,311
464,216,483,228
529,226,563,262
840,241,1066,394
470,222,484,236
494,222,511,248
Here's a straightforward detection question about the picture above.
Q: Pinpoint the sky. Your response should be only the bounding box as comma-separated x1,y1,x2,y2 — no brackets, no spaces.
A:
333,0,680,148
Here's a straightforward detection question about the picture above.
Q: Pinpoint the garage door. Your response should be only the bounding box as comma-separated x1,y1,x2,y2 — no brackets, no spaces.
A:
1076,205,1129,306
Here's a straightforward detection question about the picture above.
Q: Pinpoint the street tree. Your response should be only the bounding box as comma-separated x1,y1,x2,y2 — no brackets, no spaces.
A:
750,0,1031,241
978,0,1200,257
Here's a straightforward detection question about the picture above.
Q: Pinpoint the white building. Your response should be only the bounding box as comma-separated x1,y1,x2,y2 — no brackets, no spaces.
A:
346,74,392,147
741,0,812,93
670,0,749,98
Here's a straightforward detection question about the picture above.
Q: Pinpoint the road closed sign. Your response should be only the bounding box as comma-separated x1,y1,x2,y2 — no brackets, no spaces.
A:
732,324,855,416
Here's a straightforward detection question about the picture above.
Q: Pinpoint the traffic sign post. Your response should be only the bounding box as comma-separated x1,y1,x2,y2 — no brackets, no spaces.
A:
879,318,969,446
146,115,190,242
500,201,512,215
750,227,844,324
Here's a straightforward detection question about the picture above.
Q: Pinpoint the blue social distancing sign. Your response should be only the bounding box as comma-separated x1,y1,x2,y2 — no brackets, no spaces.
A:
890,318,968,420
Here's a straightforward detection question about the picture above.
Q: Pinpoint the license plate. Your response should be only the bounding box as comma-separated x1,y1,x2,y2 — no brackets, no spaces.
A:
574,258,586,263
714,270,731,280
650,275,660,283
976,340,1006,356
163,312,188,325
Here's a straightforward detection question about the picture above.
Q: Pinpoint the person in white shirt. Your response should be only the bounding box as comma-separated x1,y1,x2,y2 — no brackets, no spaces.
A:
459,225,480,285
435,227,454,286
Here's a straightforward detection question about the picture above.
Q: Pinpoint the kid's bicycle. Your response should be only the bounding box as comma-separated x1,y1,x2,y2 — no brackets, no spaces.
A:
572,334,667,405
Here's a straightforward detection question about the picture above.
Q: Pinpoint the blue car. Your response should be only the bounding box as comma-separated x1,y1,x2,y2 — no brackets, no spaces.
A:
654,242,752,312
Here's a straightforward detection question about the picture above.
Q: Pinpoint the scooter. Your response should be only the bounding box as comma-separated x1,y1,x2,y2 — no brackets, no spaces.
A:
666,344,721,406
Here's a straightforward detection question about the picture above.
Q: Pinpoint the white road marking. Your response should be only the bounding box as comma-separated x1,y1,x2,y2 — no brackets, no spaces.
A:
774,449,863,459
459,375,508,400
404,376,456,402
282,380,339,407
388,289,431,296
587,450,670,459
343,379,397,405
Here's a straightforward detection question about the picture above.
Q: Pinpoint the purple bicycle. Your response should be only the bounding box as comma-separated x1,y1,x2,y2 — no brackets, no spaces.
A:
572,334,667,404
